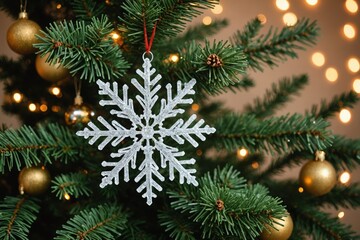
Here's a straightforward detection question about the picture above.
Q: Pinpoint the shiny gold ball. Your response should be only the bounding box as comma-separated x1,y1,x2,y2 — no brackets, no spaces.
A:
65,104,95,126
6,12,41,55
299,159,337,196
260,214,294,240
35,53,69,82
18,166,51,196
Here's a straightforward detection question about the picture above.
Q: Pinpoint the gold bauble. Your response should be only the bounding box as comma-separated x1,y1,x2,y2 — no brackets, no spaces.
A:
35,53,69,82
18,166,51,196
260,214,294,240
65,103,95,126
6,12,41,55
299,151,337,196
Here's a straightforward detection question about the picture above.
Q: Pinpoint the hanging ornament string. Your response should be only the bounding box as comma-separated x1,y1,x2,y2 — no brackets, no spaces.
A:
74,77,83,105
142,11,158,53
20,0,27,12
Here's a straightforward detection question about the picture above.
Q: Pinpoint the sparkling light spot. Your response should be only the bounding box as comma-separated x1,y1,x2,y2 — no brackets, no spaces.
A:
56,3,62,9
237,147,248,159
13,92,23,103
276,0,290,11
345,0,358,13
311,52,325,67
283,12,298,26
353,79,360,93
298,187,304,193
251,161,259,169
40,104,48,112
338,211,345,219
339,171,351,184
257,14,267,24
50,87,61,96
325,67,338,82
202,16,212,25
343,24,356,39
339,109,351,123
169,54,179,63
211,4,223,14
191,103,200,112
306,0,318,6
347,57,360,73
64,193,71,200
28,103,37,112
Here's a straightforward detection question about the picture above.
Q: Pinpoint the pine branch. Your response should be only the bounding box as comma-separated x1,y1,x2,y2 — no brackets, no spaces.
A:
120,0,218,48
51,172,93,200
55,204,128,240
233,18,319,71
244,74,309,118
34,15,129,82
308,91,359,120
0,123,86,172
292,206,359,240
214,113,333,154
177,40,248,94
70,0,106,21
166,166,286,239
327,135,360,170
0,196,40,240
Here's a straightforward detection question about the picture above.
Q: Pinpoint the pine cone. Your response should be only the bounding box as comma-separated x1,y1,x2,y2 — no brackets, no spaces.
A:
207,54,223,68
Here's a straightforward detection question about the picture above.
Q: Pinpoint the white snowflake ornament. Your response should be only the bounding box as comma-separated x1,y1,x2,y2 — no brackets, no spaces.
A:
76,53,216,205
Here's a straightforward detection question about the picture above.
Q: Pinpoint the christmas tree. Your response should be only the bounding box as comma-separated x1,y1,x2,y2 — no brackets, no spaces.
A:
1,0,359,239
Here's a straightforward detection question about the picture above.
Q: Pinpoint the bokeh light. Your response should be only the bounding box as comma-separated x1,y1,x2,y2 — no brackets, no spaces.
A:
257,14,267,24
191,103,200,112
64,193,71,200
40,104,48,112
298,187,304,193
343,24,357,39
169,53,179,63
28,103,37,112
283,12,298,26
211,4,223,14
347,57,360,73
345,0,359,13
311,52,325,67
338,211,345,219
339,171,351,184
12,92,23,103
306,0,318,6
276,0,290,11
237,147,248,159
202,16,212,25
339,109,351,123
353,79,360,93
325,67,338,82
50,87,61,96
251,161,259,169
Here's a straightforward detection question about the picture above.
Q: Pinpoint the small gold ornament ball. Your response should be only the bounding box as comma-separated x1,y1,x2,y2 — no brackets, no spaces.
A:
18,166,51,196
260,214,294,240
35,53,69,82
65,104,95,126
299,159,337,196
6,12,41,55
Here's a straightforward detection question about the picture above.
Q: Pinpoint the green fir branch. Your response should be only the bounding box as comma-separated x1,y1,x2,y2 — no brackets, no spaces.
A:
214,113,333,154
0,196,40,240
177,40,248,94
34,15,129,82
0,123,86,172
51,172,93,200
166,166,286,239
244,74,309,118
120,0,218,48
308,91,359,120
70,0,106,21
292,206,359,240
233,18,319,71
327,135,360,170
55,204,128,240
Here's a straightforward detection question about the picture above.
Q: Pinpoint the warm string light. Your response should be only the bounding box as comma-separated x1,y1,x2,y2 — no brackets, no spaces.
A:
40,104,48,112
236,147,248,159
191,103,200,112
311,52,326,67
251,161,259,169
325,67,338,82
338,211,345,219
353,78,360,93
257,14,267,24
339,171,351,184
347,57,360,73
202,16,212,25
345,0,359,14
64,192,71,200
12,92,23,103
28,103,37,112
50,86,61,96
343,23,357,39
276,0,290,11
305,0,318,6
298,187,304,193
339,108,352,123
283,12,298,26
211,4,223,14
169,53,179,63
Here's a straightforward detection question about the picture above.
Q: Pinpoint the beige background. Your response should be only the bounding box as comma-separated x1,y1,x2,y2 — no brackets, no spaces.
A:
1,0,359,234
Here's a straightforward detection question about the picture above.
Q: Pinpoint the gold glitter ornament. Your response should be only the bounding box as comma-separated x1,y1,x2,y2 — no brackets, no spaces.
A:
65,95,95,126
299,151,337,196
35,53,69,82
260,214,294,240
18,166,51,196
6,12,41,55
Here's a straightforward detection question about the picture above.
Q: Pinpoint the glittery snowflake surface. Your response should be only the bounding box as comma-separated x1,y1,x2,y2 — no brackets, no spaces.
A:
76,54,215,205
